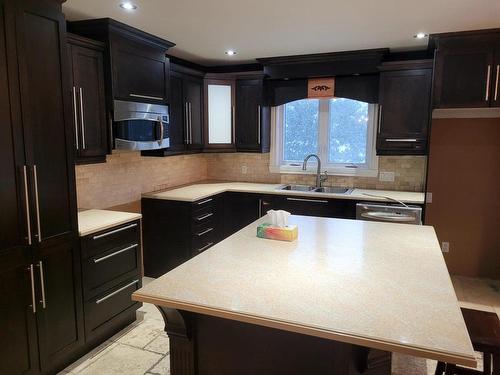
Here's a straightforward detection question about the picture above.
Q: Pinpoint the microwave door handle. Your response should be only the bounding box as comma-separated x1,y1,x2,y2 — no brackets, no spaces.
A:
158,116,164,143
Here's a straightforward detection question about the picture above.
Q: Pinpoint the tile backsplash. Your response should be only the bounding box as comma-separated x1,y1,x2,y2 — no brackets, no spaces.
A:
75,151,207,209
76,152,426,209
206,153,427,191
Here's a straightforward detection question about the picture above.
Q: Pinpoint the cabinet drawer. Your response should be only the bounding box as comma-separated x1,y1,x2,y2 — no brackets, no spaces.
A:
377,138,427,154
85,278,141,337
191,228,216,256
82,242,140,299
192,197,215,213
191,207,216,225
81,220,140,259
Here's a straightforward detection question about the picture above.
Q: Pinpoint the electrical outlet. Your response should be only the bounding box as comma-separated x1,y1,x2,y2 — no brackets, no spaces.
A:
441,242,450,253
241,165,248,174
426,192,433,203
379,171,395,182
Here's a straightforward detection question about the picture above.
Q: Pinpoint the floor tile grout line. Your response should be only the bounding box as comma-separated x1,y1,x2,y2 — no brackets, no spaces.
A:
144,352,169,374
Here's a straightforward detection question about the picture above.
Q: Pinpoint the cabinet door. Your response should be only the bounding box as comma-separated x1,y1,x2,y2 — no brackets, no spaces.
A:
167,72,187,153
236,80,264,152
223,193,261,237
112,36,169,104
205,79,235,150
70,43,107,163
0,248,39,375
434,43,494,108
377,69,432,155
35,240,84,374
0,0,30,254
15,0,77,245
184,76,204,150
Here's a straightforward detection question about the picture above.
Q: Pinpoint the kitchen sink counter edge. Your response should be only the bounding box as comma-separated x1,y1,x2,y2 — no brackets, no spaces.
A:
78,209,142,237
142,181,425,204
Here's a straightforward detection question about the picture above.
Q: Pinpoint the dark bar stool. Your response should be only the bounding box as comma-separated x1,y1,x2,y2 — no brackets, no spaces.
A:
435,308,500,375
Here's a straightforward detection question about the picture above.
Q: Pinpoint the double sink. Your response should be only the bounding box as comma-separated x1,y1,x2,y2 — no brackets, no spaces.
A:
278,185,353,195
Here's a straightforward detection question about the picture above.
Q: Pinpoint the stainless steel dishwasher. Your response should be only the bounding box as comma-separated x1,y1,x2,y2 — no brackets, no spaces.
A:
356,203,422,225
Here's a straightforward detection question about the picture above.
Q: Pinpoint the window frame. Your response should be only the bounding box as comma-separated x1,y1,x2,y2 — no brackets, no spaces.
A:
270,99,379,177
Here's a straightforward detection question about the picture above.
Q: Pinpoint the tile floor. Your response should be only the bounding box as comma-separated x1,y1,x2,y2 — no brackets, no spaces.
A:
60,276,500,375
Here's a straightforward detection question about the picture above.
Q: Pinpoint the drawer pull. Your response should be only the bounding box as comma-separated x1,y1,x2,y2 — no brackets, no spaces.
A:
129,93,164,101
196,213,213,221
93,244,138,264
96,279,139,305
92,223,137,240
286,197,328,203
385,138,417,142
197,242,214,253
196,198,213,205
196,227,214,237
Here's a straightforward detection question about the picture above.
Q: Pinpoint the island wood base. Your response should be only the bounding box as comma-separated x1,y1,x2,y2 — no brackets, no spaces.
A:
156,307,392,375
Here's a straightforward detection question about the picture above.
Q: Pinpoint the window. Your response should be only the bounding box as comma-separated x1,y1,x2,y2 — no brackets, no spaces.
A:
271,98,378,176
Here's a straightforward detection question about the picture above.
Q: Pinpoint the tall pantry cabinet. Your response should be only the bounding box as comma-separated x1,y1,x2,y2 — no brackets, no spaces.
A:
0,0,83,374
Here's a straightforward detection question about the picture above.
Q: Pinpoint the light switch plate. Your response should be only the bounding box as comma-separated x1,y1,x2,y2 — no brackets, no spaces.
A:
441,242,450,253
241,165,248,174
379,171,395,182
426,192,433,203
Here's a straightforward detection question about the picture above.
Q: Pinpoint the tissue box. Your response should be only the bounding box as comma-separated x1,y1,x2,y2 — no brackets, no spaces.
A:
257,223,298,242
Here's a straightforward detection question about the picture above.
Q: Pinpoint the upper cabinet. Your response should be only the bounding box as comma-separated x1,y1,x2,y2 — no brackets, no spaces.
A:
67,34,108,164
377,60,433,155
68,18,175,106
204,77,235,151
432,30,500,108
235,78,271,153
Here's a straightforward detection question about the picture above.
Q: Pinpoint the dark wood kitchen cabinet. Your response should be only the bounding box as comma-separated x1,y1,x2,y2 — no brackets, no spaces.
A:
143,65,205,157
376,60,432,155
142,195,224,277
431,30,500,108
268,195,357,219
68,18,175,106
67,33,108,164
235,78,271,152
0,0,84,374
223,192,267,237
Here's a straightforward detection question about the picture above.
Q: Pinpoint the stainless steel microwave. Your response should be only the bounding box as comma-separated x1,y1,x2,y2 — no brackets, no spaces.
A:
113,100,169,151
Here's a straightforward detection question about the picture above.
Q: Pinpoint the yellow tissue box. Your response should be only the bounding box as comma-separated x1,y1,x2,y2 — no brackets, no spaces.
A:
257,223,298,242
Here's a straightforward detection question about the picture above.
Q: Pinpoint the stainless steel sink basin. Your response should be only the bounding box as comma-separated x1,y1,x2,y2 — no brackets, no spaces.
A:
313,186,353,194
278,184,316,192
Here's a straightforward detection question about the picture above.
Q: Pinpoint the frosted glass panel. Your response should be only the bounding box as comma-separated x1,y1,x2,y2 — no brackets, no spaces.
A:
208,84,232,144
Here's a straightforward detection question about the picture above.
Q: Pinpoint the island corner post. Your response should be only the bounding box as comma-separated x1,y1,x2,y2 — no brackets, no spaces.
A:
154,306,392,375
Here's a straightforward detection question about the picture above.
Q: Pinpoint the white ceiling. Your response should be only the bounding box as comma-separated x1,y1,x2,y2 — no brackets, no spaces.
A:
63,0,500,66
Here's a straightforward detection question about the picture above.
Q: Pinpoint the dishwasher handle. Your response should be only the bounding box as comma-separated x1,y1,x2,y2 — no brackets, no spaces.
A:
360,211,416,222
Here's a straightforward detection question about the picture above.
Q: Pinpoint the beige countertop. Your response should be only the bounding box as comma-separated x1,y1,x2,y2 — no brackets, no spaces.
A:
133,215,475,366
78,209,142,237
142,182,425,204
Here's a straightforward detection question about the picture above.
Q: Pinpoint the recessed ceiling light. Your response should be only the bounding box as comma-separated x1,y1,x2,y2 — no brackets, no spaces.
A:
414,32,428,39
120,2,137,10
225,50,236,56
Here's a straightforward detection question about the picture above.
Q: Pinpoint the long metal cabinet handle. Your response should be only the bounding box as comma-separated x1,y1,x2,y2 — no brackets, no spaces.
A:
72,87,79,150
485,65,491,101
92,223,137,240
495,65,499,102
232,105,235,144
28,264,36,314
196,212,213,221
197,242,214,253
286,197,328,203
79,87,86,149
96,279,139,304
196,227,213,237
184,102,189,144
93,244,138,263
129,93,164,101
32,165,41,242
197,198,213,205
189,102,193,144
385,138,418,142
377,105,382,134
37,261,46,308
258,199,262,218
257,105,261,145
23,166,32,245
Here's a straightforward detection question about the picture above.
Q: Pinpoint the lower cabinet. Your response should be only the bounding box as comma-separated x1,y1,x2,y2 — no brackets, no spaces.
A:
142,192,359,279
79,220,142,346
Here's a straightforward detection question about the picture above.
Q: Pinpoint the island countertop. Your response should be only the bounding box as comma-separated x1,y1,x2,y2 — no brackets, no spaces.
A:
142,181,425,204
133,215,475,366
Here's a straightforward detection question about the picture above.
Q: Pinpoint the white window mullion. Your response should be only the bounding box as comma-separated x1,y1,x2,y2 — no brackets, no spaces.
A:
318,99,329,163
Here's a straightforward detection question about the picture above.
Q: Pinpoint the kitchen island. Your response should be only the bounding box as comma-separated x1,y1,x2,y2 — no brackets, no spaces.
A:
132,215,475,375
